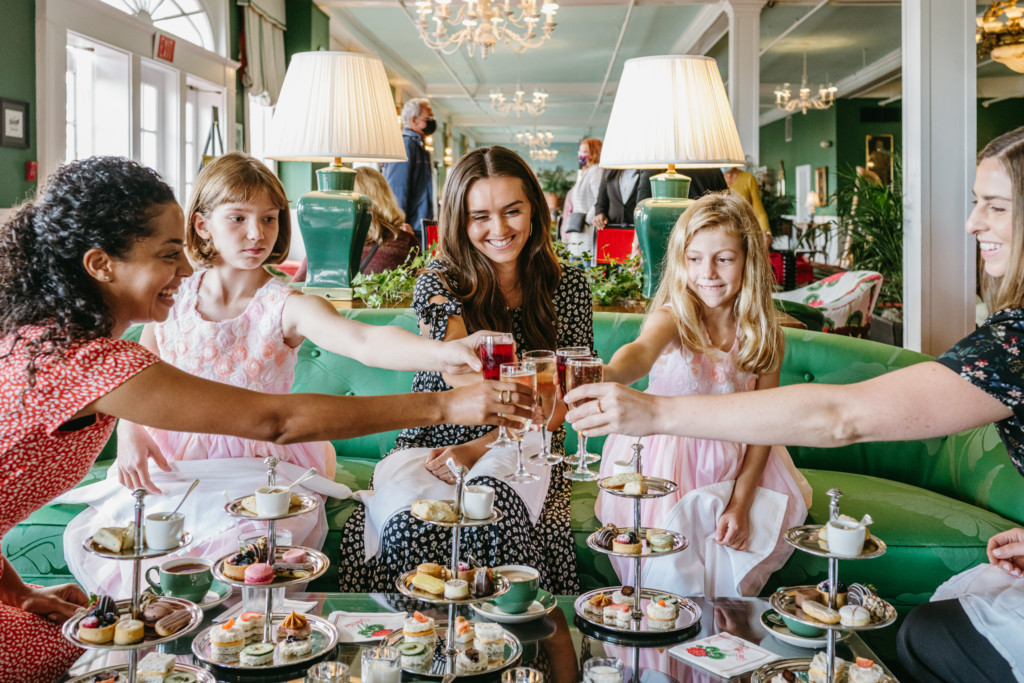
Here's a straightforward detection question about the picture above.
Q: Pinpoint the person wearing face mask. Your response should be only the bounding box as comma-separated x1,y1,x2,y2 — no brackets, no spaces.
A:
561,138,603,259
383,97,436,243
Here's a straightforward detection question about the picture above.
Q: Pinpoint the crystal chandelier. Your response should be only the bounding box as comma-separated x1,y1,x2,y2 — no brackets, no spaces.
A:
774,52,836,115
413,0,559,59
490,86,548,117
977,1,1024,73
529,148,557,161
515,129,553,148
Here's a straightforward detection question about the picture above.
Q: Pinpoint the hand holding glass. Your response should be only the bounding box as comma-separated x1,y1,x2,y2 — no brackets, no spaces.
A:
480,333,517,449
564,357,604,482
523,350,560,466
556,347,598,465
502,362,539,483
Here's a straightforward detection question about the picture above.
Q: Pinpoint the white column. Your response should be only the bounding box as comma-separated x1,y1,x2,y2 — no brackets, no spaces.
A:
727,0,764,164
902,1,976,355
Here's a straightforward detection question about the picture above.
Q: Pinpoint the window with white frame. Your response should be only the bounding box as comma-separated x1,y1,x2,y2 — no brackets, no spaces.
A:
65,34,130,162
247,95,276,171
95,0,214,51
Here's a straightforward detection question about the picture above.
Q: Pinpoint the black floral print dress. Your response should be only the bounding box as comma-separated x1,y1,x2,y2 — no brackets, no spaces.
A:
338,260,593,594
936,308,1024,477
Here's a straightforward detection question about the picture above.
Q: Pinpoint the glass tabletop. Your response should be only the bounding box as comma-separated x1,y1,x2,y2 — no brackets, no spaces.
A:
67,592,896,682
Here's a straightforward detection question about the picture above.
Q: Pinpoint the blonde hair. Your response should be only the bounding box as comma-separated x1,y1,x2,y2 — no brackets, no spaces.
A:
978,126,1024,312
650,191,782,375
354,166,407,244
185,152,290,267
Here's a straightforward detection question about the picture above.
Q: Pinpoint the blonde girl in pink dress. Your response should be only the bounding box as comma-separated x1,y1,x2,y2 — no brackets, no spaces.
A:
595,192,812,598
66,153,496,595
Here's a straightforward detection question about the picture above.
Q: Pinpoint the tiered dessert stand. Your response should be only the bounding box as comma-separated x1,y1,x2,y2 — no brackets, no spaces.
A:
384,458,522,679
753,488,897,683
573,443,702,641
194,457,338,673
63,488,210,683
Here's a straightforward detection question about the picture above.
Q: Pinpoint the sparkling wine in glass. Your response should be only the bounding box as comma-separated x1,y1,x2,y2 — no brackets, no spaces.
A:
556,347,598,465
523,350,560,466
564,357,604,482
480,333,517,448
501,362,539,483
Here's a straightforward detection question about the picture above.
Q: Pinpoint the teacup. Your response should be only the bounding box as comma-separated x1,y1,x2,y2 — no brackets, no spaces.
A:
827,519,867,557
491,565,539,614
255,485,290,517
145,557,213,602
462,485,495,520
145,511,184,550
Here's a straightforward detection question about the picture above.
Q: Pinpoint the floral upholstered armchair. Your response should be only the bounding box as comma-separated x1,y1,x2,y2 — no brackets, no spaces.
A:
773,270,883,337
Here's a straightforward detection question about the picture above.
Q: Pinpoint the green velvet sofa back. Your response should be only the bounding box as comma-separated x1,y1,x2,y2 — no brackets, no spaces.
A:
292,310,1024,526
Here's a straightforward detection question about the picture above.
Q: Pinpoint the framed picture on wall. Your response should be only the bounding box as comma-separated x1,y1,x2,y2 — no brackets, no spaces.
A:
1,98,29,149
866,134,893,186
815,166,828,207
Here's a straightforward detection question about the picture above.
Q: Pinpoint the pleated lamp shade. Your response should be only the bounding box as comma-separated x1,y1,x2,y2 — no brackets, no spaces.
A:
266,51,405,163
601,55,745,169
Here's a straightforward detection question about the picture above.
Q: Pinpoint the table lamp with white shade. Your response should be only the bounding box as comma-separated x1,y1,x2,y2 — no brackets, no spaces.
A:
266,51,405,300
601,55,745,297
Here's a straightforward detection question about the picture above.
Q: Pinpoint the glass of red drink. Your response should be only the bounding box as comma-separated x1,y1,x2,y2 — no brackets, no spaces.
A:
480,333,517,448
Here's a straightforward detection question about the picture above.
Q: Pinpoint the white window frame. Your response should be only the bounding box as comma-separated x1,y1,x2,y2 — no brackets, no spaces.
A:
36,0,238,199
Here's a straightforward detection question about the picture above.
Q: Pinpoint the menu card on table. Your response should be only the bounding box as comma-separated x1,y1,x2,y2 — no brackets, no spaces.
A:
669,632,781,679
328,610,407,642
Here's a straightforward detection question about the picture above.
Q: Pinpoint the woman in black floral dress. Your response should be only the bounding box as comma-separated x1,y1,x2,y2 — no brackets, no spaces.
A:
339,146,593,594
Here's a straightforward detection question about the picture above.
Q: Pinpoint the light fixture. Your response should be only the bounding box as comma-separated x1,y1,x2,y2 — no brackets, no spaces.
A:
490,85,548,117
977,1,1024,73
266,51,405,300
601,55,745,297
774,52,836,115
529,148,558,161
515,129,554,148
413,0,558,59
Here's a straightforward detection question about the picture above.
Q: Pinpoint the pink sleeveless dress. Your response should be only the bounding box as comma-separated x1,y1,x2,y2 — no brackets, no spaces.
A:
596,337,812,597
64,273,333,596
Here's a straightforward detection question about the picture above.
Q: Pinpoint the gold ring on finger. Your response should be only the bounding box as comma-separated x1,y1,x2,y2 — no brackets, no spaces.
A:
597,397,604,413
501,389,511,404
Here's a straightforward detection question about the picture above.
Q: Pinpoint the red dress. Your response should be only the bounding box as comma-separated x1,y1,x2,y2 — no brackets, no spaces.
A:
0,327,158,683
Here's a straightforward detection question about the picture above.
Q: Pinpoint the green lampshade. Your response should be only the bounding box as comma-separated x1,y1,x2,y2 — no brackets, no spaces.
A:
634,171,693,298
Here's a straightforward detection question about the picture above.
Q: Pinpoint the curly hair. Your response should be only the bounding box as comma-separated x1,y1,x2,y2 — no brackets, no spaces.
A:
0,156,176,387
432,146,561,351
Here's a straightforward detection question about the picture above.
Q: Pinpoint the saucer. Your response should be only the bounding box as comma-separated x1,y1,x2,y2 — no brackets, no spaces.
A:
145,579,232,611
759,609,851,649
469,589,557,624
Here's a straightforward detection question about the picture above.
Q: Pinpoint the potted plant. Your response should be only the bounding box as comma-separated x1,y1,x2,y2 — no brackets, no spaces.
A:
553,240,647,312
536,166,576,231
350,248,433,308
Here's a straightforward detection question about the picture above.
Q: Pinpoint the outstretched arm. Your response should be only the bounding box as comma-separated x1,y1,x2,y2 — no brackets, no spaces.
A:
0,556,88,623
115,323,171,493
565,361,1011,447
602,306,679,386
283,291,488,375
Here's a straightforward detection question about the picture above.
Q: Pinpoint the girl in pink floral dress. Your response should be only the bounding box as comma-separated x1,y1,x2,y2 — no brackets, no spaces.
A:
595,193,811,597
66,153,508,595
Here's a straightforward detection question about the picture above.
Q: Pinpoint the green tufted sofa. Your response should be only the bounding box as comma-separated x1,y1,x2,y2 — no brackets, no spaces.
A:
5,310,1023,662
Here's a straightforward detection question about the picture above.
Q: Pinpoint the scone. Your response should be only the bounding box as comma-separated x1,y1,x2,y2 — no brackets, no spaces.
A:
411,499,457,523
602,471,643,489
623,479,648,495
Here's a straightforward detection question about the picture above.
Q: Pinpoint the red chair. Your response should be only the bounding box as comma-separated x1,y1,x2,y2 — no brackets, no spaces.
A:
420,219,439,251
595,226,635,264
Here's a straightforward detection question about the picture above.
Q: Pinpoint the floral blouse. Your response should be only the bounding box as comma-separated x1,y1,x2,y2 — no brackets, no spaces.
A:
936,308,1024,477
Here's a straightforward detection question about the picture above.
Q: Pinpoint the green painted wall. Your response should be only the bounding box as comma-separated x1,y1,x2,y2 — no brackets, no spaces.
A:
278,0,331,205
834,99,902,194
978,99,1024,151
759,108,837,216
0,0,37,208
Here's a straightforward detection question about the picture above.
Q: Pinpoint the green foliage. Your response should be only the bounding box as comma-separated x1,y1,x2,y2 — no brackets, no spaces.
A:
553,240,645,306
536,166,575,198
759,182,794,237
351,248,433,308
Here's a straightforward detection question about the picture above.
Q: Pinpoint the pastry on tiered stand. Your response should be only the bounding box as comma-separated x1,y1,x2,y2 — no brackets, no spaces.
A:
383,459,525,679
193,457,337,674
752,489,897,683
62,489,211,683
574,443,702,642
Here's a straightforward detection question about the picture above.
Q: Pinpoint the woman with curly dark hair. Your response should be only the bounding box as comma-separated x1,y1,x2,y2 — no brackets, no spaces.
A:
0,156,532,683
337,147,594,594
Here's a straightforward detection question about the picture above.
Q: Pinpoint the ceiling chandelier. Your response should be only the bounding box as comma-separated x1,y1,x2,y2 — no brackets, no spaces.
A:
515,129,553,148
977,1,1024,73
490,85,548,117
529,148,557,161
413,0,559,59
774,52,836,115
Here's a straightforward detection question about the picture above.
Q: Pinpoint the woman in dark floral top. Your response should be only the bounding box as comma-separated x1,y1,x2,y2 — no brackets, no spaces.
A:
565,126,1024,682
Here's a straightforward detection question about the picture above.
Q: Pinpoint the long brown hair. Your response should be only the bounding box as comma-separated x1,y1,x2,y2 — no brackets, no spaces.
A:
433,146,561,350
185,152,290,267
650,192,782,375
978,126,1024,312
355,166,406,244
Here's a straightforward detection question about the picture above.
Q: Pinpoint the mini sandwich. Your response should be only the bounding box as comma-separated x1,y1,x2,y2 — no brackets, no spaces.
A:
209,618,245,661
239,611,266,641
403,611,437,646
137,652,176,683
453,616,475,650
456,648,488,673
808,652,847,683
602,603,631,627
473,622,505,663
645,596,678,630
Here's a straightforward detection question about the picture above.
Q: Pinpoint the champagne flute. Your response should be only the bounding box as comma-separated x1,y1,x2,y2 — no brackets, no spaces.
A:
556,346,599,465
563,357,604,482
480,333,517,449
523,350,560,466
501,362,539,483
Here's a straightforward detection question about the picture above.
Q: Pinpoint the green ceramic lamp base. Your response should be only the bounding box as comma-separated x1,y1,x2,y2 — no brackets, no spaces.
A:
634,169,693,298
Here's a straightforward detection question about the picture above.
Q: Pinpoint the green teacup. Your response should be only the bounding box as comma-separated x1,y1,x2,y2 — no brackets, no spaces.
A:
145,557,213,603
491,565,540,614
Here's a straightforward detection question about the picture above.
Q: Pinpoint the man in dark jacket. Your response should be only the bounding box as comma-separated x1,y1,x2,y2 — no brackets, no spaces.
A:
383,98,435,242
